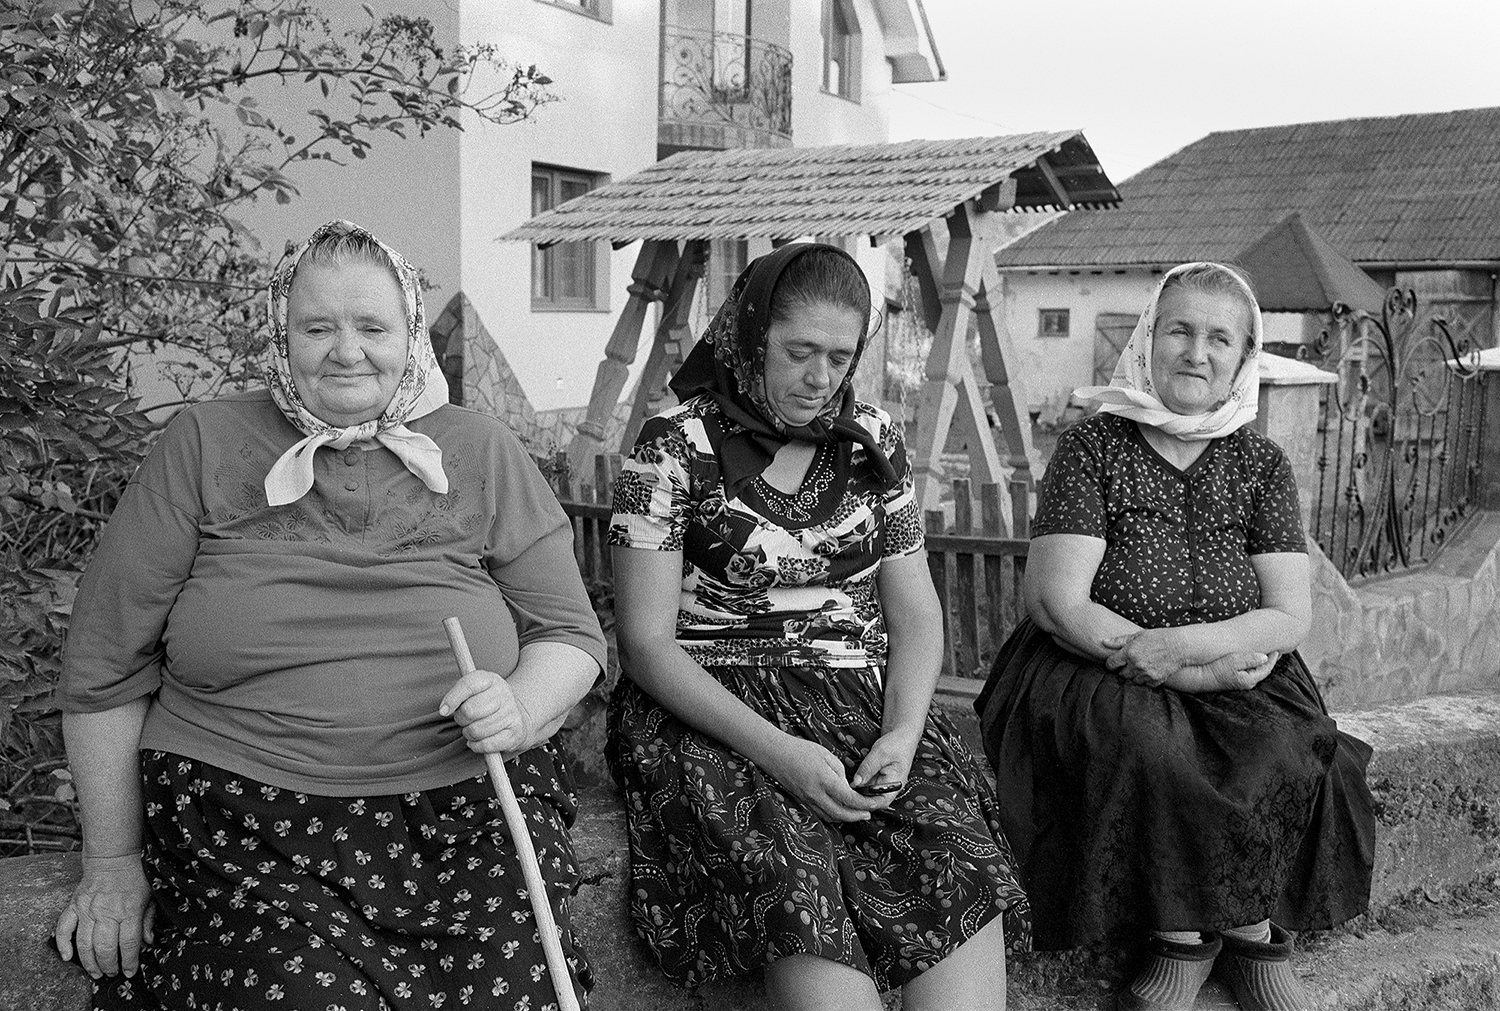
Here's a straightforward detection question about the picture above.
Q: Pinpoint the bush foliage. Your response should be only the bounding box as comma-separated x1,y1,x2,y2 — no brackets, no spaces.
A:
0,0,550,847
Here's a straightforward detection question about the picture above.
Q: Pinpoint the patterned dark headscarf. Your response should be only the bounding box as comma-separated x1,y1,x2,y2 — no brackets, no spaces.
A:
669,242,896,499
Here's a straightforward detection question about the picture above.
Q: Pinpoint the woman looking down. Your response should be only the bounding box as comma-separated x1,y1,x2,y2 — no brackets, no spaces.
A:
607,242,1030,1011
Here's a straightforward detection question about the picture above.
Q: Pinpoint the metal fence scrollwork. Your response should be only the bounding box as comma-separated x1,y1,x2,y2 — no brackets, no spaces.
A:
1305,288,1486,580
659,24,793,145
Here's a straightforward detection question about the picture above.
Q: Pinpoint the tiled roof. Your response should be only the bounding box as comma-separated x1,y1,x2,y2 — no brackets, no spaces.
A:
995,107,1500,270
1236,212,1388,314
502,132,1119,245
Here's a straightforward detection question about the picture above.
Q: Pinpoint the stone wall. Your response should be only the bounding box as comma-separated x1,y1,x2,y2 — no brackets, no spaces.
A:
428,291,540,445
1256,365,1500,709
8,686,1500,1011
1306,514,1500,709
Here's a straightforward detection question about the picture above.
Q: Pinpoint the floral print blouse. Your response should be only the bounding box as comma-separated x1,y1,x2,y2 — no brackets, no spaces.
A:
608,396,923,668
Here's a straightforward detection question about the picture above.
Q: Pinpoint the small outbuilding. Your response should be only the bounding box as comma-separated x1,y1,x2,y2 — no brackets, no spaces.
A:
990,106,1500,410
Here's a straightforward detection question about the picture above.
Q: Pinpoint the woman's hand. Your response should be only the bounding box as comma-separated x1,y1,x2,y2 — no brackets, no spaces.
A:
1168,651,1281,692
1106,629,1279,691
54,853,155,979
761,734,890,823
1102,628,1191,686
440,669,535,755
850,729,919,801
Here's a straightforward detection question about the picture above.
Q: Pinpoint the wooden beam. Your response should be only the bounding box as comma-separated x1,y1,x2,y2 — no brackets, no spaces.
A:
907,198,1044,532
908,202,1007,517
977,177,1018,213
1046,164,1108,178
970,203,1040,525
902,226,944,335
618,239,708,453
569,240,677,473
1032,154,1073,210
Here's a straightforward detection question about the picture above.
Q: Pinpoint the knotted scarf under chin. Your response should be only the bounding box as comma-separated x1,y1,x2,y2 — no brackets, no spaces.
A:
262,408,449,508
670,334,896,502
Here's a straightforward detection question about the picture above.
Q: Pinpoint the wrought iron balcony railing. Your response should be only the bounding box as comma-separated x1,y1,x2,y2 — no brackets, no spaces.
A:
659,24,793,149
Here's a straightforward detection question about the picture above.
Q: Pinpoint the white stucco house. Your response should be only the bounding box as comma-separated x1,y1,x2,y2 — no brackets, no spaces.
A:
227,0,942,436
467,0,945,423
991,106,1500,416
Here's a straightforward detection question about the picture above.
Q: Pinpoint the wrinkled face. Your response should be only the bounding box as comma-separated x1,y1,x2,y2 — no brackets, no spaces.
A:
760,301,864,427
286,260,410,427
1150,285,1253,416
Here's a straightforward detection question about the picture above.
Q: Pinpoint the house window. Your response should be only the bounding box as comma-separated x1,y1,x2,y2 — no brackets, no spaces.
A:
1038,308,1070,337
822,0,860,101
531,165,607,310
533,0,612,22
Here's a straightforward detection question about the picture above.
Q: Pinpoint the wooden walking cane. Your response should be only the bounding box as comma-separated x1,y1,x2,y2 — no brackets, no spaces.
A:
442,617,582,1011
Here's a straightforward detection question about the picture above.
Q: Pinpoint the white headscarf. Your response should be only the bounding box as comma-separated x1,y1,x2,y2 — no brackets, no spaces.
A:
1073,261,1262,441
261,220,450,507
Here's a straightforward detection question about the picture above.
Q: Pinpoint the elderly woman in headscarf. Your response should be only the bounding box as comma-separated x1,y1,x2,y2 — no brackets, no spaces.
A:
606,242,1031,1011
52,221,606,1011
976,262,1375,1011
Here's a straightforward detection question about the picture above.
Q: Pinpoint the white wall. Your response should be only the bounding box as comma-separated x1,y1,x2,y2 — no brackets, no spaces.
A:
461,2,661,412
463,0,915,413
788,0,895,146
997,269,1159,411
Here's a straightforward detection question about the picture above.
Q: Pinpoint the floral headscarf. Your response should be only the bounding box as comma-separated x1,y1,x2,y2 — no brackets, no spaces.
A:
669,242,896,498
261,220,450,507
1073,261,1262,440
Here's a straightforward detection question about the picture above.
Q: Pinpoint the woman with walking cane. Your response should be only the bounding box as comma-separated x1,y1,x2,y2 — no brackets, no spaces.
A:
53,220,606,1011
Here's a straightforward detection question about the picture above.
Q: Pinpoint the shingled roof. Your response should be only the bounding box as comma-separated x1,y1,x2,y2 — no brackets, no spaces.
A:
994,106,1500,270
502,132,1119,246
1236,212,1388,314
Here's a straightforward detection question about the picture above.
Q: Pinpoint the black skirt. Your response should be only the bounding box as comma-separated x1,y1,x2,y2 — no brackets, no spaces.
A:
975,619,1376,951
92,748,591,1011
607,662,1031,991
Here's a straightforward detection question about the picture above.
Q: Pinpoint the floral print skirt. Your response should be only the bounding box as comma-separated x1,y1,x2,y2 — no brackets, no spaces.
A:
92,748,591,1011
975,619,1377,951
605,662,1032,992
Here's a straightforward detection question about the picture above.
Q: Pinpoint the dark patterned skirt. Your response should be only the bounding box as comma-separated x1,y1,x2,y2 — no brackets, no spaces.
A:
605,661,1031,992
975,619,1376,951
92,747,591,1011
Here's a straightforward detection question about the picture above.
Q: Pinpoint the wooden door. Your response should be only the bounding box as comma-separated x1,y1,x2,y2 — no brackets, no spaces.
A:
1093,312,1138,385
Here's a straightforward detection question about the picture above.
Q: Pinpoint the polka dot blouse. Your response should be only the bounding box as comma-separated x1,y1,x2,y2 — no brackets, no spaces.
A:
1032,413,1306,628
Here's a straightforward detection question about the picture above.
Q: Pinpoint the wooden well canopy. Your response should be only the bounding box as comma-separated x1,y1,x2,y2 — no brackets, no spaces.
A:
502,132,1120,530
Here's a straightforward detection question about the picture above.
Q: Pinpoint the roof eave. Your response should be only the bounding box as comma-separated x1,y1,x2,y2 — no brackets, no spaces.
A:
871,0,944,83
992,261,1169,273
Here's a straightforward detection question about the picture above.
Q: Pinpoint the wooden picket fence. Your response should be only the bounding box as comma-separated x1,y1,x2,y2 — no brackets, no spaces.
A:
552,454,621,587
553,457,1031,677
924,478,1031,679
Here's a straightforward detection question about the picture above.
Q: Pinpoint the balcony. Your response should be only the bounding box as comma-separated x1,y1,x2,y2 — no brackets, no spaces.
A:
658,24,793,153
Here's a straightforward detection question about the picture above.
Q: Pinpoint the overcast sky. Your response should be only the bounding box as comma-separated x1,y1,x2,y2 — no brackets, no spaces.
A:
891,0,1500,182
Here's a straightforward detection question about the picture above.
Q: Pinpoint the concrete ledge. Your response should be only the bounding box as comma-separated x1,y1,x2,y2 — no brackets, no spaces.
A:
1338,691,1500,904
0,851,87,1011
6,687,1500,1010
998,903,1500,1010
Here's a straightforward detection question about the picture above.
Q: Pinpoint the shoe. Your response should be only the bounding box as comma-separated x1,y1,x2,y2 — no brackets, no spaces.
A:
1217,923,1312,1010
1116,932,1222,1011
